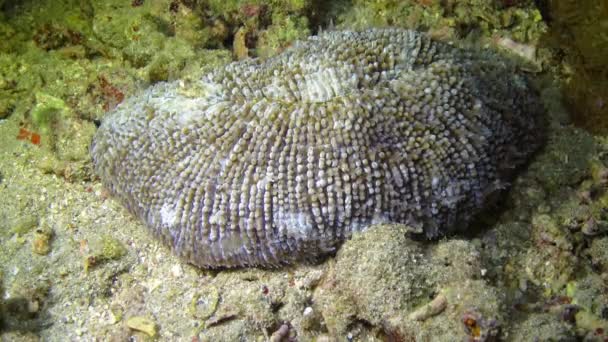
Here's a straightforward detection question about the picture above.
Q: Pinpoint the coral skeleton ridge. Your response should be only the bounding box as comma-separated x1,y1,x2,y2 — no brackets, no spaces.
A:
91,28,544,268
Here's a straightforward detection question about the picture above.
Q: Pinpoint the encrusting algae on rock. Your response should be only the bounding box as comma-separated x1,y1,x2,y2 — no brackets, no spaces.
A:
91,28,545,268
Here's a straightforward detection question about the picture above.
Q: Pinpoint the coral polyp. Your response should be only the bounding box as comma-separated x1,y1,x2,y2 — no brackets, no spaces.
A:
91,28,544,268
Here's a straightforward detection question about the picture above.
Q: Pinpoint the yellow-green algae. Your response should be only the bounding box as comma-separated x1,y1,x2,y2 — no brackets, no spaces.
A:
1,0,608,340
541,0,608,134
331,0,546,43
83,234,127,272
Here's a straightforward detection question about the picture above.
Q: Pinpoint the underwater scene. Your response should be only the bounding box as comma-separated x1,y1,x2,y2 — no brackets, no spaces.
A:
1,0,608,340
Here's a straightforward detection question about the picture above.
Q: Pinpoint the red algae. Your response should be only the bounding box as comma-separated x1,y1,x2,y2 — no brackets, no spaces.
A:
16,128,42,146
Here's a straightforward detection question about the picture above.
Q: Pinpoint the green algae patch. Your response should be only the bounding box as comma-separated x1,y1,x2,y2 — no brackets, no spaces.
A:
100,235,128,260
542,1,608,134
567,275,608,323
9,216,39,237
256,14,309,58
31,92,71,134
524,214,577,293
189,286,220,321
0,53,25,118
529,125,596,194
2,48,106,170
90,0,223,72
83,235,128,272
588,237,608,273
200,0,314,59
145,38,196,83
332,0,546,44
28,91,98,169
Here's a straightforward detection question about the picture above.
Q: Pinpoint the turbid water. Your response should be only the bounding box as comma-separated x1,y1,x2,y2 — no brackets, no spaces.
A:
1,0,607,340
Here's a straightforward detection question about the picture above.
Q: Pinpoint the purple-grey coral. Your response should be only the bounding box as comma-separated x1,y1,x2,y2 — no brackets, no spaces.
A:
91,29,544,268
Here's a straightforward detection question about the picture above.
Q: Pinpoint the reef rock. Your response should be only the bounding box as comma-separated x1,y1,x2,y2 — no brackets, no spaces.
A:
91,28,544,268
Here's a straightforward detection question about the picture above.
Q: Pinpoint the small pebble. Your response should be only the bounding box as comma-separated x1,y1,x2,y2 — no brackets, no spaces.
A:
269,324,290,342
126,316,158,337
